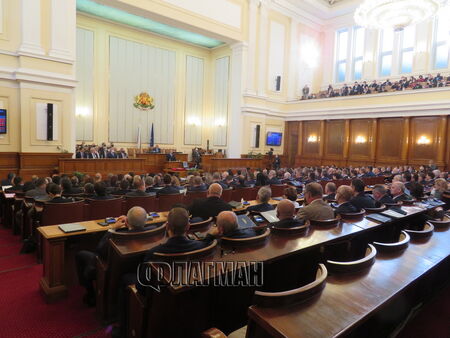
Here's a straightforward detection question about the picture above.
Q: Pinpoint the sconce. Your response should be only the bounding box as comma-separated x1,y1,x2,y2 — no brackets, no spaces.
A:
187,116,201,127
307,135,318,143
417,135,431,145
355,135,367,144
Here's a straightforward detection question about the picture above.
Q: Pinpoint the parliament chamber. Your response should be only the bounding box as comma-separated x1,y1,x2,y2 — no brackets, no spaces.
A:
0,0,450,338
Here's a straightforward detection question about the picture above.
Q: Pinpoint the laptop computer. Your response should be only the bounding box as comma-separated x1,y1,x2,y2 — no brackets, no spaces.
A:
58,223,87,233
260,210,280,223
237,215,257,229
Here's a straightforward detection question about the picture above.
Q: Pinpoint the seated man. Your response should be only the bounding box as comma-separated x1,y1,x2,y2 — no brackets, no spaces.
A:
75,207,149,306
189,183,232,219
208,211,259,238
156,174,180,197
247,186,274,212
126,180,151,197
350,179,376,209
284,187,300,208
212,172,228,189
324,182,337,201
187,176,207,192
334,185,361,215
372,184,395,207
90,182,114,200
267,170,282,185
272,200,304,228
46,183,72,203
166,151,176,161
5,176,24,192
114,180,130,195
1,172,15,186
296,183,334,222
25,178,49,200
390,182,413,202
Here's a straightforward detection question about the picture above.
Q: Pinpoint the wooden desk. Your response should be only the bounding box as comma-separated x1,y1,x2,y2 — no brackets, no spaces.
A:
247,227,450,338
58,158,146,176
202,158,265,172
37,213,168,302
138,153,188,173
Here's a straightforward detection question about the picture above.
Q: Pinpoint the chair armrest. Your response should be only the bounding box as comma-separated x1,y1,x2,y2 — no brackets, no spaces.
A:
201,327,227,338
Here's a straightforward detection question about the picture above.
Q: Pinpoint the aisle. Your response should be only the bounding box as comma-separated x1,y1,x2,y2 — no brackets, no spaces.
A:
0,227,110,338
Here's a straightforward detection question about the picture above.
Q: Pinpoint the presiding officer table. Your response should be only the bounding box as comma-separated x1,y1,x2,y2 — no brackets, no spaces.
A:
58,158,146,176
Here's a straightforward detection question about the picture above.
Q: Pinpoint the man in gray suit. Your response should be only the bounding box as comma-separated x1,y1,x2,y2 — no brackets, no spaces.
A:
296,182,334,222
25,178,49,201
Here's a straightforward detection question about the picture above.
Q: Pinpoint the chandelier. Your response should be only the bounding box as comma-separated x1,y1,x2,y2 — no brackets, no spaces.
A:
354,0,445,31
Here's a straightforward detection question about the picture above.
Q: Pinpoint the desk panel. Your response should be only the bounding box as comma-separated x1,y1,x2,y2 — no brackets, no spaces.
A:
58,158,146,176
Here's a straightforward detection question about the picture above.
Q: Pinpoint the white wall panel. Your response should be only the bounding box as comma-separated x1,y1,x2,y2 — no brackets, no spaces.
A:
109,36,176,144
184,55,204,145
268,21,285,92
213,56,229,147
75,27,94,141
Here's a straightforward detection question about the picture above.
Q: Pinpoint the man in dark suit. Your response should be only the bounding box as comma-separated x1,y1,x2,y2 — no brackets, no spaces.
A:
126,180,151,197
75,207,149,306
390,182,413,203
90,182,114,200
187,176,207,192
247,186,274,212
1,172,15,186
106,148,117,158
189,183,232,219
156,174,180,197
324,182,336,201
192,147,201,168
208,211,259,238
166,152,176,161
267,170,282,185
272,199,304,228
350,179,376,209
46,183,73,203
334,185,361,216
117,148,128,159
5,176,24,192
25,178,48,200
212,172,228,189
152,144,161,153
372,184,395,207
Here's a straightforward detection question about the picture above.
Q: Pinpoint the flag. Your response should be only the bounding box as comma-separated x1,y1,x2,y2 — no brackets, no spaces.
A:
150,123,154,147
137,126,141,150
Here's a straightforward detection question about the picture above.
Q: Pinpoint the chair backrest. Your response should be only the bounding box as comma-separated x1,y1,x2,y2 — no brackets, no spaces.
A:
373,231,410,253
309,218,339,228
326,244,377,273
157,193,184,212
404,222,434,239
253,264,327,307
221,188,233,202
400,199,416,206
364,205,386,214
153,239,218,260
338,209,366,222
85,198,123,220
221,228,270,247
428,216,450,229
232,187,255,202
270,184,286,197
183,191,208,205
124,195,157,213
108,223,166,240
41,200,86,226
189,217,213,231
385,202,403,208
271,223,309,236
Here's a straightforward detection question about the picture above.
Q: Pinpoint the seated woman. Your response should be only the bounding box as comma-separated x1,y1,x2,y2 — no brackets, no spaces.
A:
247,187,274,213
431,178,449,201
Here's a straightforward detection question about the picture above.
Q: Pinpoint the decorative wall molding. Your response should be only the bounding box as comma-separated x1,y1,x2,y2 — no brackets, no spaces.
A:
0,66,77,87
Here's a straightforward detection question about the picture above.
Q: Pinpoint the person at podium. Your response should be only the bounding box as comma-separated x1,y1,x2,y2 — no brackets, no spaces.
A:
151,144,161,153
166,151,176,161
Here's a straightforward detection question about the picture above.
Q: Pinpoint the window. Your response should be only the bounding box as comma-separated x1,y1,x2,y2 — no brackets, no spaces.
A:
432,6,450,69
352,27,365,80
400,26,415,73
379,28,394,76
336,29,349,83
379,26,415,76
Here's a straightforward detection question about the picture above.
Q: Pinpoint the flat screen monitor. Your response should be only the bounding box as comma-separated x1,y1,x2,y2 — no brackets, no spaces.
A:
0,109,6,134
266,132,282,146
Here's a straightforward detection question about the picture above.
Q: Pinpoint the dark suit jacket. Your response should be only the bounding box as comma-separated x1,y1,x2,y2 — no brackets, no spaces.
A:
106,152,116,158
272,218,304,228
75,152,84,159
47,196,73,203
247,203,274,213
393,194,413,202
189,196,232,219
5,185,23,192
126,190,151,197
324,193,336,201
96,226,149,260
350,192,376,209
89,195,115,200
187,185,208,192
114,189,129,196
268,178,282,185
375,194,395,207
166,154,176,161
156,186,180,197
334,202,360,215
222,228,259,238
26,187,48,200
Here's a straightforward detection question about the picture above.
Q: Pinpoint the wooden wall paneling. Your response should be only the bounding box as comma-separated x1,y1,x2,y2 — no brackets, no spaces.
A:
408,116,444,167
446,116,450,170
401,117,410,165
285,122,299,167
323,120,346,167
0,152,19,179
18,153,73,180
436,116,447,167
319,120,326,164
348,119,375,167
375,118,406,167
298,120,321,166
370,119,377,163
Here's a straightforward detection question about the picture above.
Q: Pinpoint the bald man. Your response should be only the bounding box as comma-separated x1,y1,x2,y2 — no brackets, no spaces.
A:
390,182,413,202
188,183,232,219
208,211,259,238
334,185,360,215
272,200,305,228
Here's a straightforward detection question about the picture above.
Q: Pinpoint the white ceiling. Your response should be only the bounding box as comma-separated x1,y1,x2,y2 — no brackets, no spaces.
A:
283,0,361,20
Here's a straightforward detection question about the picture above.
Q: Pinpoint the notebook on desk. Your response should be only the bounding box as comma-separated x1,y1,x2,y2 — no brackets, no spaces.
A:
237,215,257,229
58,223,87,233
366,213,392,223
229,201,242,209
1,185,12,191
261,210,280,223
381,209,407,219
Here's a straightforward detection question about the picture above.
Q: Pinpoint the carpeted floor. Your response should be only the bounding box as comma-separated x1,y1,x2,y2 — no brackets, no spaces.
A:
0,226,110,338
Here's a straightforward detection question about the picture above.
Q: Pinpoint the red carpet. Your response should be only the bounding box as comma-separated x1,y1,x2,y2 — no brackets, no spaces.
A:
0,225,110,338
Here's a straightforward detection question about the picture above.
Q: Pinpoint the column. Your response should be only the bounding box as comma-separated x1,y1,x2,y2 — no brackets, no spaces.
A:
18,0,45,55
257,0,270,97
228,42,248,158
287,19,299,101
49,0,76,61
245,0,259,95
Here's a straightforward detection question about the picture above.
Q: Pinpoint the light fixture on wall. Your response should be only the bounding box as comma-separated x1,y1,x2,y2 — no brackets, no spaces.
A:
76,107,89,117
355,135,367,144
417,135,431,145
187,116,201,126
307,135,318,143
354,0,444,31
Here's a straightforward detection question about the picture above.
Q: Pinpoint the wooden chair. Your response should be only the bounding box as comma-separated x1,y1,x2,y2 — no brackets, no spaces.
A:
404,222,434,239
221,188,233,202
189,217,213,232
385,202,403,208
326,244,377,273
232,187,255,202
400,199,417,206
221,228,270,247
22,197,35,239
339,209,366,222
153,239,218,260
373,231,410,253
252,264,327,307
12,194,25,235
271,223,309,236
428,216,450,229
201,328,227,338
85,197,124,220
365,205,386,214
124,195,157,213
183,190,207,205
39,200,85,226
156,193,184,212
108,222,166,239
309,218,339,228
270,184,286,197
